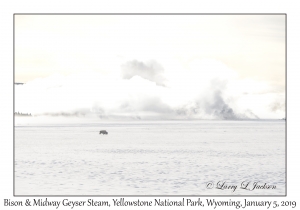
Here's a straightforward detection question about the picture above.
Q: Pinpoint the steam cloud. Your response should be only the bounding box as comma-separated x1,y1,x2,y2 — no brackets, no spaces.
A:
269,101,285,113
121,60,167,86
15,59,285,120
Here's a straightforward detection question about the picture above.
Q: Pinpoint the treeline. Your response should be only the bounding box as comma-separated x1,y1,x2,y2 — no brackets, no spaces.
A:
14,112,32,116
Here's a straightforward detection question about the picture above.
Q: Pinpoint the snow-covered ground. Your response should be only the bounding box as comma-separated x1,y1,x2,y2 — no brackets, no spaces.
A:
15,120,285,195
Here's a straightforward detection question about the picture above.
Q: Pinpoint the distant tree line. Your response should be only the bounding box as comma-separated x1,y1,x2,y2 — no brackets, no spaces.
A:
14,112,32,116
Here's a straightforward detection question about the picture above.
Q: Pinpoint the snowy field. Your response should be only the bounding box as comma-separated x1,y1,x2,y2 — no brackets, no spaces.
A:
15,120,285,195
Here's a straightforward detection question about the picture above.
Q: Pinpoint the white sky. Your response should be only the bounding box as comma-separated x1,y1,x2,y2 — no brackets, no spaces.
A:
15,15,285,85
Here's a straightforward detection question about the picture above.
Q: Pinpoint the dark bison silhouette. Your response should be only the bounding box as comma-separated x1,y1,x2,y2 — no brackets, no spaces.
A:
99,130,108,135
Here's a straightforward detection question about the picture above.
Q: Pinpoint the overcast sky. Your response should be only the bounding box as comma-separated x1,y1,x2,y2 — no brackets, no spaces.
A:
15,15,285,120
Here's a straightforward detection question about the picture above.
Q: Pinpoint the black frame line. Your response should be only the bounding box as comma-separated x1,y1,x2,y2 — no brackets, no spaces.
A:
14,13,286,15
13,13,15,197
13,13,287,197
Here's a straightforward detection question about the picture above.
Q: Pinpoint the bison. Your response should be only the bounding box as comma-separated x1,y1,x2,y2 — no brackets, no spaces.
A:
99,130,108,135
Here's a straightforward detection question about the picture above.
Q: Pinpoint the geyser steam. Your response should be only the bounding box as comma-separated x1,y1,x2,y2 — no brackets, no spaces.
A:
15,59,284,120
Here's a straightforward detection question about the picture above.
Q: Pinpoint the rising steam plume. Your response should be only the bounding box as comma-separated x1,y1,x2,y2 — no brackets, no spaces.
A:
15,59,284,120
121,60,167,87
